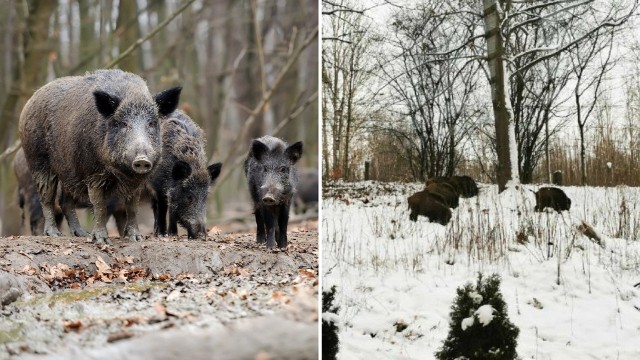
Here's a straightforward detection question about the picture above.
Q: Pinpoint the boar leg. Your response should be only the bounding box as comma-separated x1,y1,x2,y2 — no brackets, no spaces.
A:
263,209,276,249
153,196,168,236
123,192,143,242
168,211,178,236
254,206,266,244
276,204,289,249
113,210,128,238
62,198,90,237
88,187,110,244
37,172,62,237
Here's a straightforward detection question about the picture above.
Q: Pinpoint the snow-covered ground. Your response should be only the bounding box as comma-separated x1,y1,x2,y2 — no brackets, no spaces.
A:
323,181,640,359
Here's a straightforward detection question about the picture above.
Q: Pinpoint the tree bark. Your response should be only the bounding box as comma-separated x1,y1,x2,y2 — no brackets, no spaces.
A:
116,0,141,73
483,0,517,192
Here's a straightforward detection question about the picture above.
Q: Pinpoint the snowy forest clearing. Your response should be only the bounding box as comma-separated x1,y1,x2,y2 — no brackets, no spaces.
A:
323,181,640,359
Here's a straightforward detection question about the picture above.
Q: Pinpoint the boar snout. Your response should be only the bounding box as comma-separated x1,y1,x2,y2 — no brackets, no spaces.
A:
132,155,153,174
262,194,277,205
186,221,207,239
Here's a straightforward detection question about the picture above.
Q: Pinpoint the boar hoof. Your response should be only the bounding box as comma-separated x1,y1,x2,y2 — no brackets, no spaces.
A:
124,226,143,242
43,226,62,237
71,227,90,238
92,229,111,244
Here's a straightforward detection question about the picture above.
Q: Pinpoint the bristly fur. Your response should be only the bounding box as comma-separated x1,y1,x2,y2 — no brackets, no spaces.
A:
19,69,181,242
245,135,303,249
150,110,222,238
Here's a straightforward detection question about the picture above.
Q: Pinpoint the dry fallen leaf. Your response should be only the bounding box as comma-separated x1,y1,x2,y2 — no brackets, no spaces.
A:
63,248,74,256
95,256,111,275
63,320,82,332
208,226,222,235
16,264,37,276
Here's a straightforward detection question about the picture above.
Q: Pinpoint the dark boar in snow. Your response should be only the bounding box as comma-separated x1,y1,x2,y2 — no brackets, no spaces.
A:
19,69,181,243
245,136,303,249
407,190,452,225
426,182,459,209
534,187,571,213
448,175,479,198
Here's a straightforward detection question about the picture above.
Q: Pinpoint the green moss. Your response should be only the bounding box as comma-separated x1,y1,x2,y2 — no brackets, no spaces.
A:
16,281,166,307
0,325,23,344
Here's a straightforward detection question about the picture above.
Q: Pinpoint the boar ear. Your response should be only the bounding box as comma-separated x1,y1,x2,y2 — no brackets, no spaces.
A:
94,91,120,118
208,163,222,183
172,160,192,181
251,140,269,161
154,86,182,116
285,141,303,163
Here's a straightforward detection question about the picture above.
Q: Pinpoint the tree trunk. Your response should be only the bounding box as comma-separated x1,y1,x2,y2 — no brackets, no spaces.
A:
483,0,518,192
116,0,141,73
77,0,95,73
1,0,56,236
545,109,551,183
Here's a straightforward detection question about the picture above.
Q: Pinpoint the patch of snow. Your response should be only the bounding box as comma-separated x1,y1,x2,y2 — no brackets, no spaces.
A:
324,181,640,359
461,316,475,331
475,305,495,326
469,291,483,304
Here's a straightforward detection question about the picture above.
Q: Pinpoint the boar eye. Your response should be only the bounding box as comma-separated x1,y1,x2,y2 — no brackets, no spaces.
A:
262,165,268,172
147,120,157,128
113,120,127,129
279,166,288,173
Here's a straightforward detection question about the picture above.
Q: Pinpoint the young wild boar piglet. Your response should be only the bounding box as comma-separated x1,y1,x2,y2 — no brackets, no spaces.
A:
150,110,222,239
245,136,303,249
19,69,181,244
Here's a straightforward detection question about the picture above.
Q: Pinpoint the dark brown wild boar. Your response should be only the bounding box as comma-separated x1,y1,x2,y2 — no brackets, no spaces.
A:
407,190,452,225
19,69,181,244
425,182,459,208
449,175,479,198
534,187,571,213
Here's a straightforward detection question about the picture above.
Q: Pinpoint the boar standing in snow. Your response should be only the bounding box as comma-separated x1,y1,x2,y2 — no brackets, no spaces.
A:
19,69,181,244
533,187,571,213
408,190,452,225
426,182,459,209
448,175,479,198
245,136,303,249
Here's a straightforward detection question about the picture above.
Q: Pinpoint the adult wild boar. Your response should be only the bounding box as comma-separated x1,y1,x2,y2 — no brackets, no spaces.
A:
294,168,318,214
150,110,222,238
19,69,181,244
449,175,479,198
425,182,459,208
533,187,571,213
407,190,452,225
245,136,303,249
13,148,63,235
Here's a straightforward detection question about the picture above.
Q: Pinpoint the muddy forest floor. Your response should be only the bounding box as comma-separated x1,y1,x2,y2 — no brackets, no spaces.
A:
0,221,318,359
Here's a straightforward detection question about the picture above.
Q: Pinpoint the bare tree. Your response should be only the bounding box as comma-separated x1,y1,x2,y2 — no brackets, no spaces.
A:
381,4,483,181
570,30,616,185
322,0,373,180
